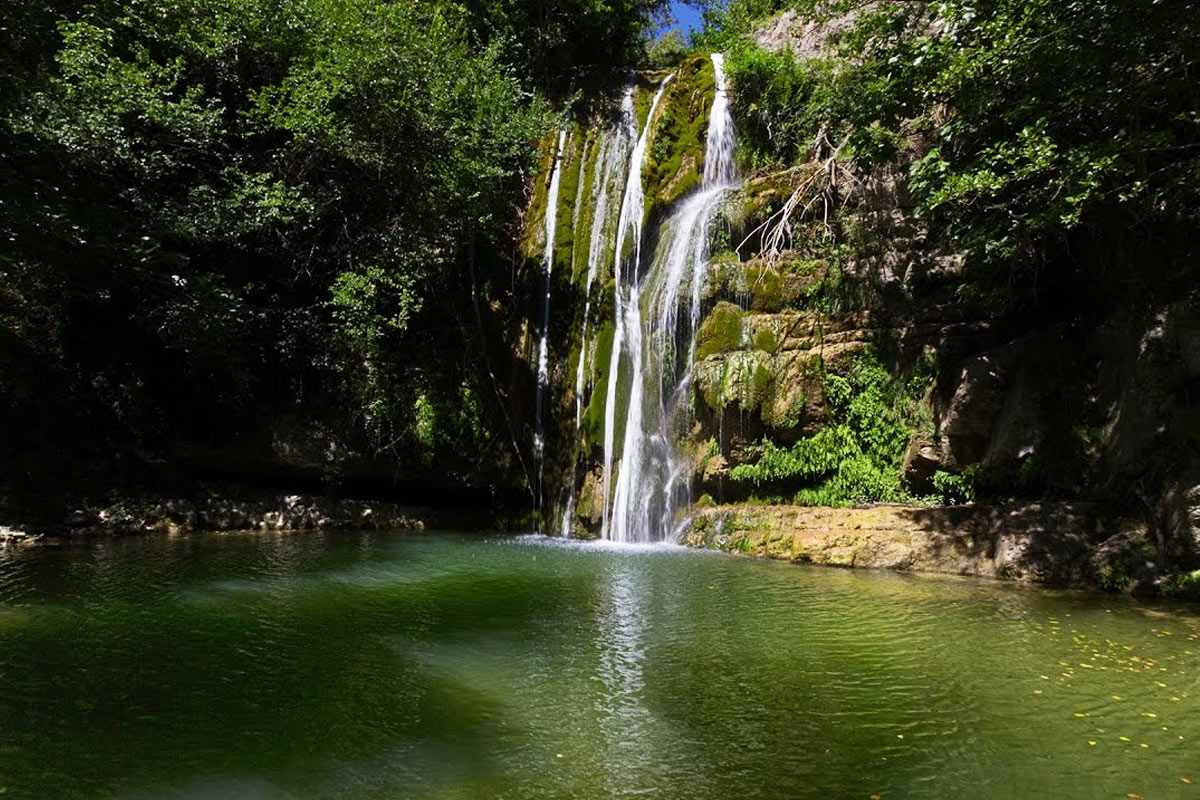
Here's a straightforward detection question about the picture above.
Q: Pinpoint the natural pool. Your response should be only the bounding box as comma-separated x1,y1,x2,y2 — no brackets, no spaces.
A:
0,532,1196,799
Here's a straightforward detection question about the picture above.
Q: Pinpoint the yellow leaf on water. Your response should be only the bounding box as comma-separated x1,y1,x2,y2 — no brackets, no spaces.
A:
1112,695,1123,701
1141,713,1157,718
1088,741,1097,746
1120,736,1132,742
1182,777,1192,784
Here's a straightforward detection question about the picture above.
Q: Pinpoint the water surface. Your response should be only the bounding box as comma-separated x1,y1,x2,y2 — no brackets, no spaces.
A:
0,532,1197,799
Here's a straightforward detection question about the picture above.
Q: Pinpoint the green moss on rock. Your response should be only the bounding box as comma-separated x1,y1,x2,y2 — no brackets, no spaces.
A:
695,301,745,359
642,54,715,219
581,320,616,447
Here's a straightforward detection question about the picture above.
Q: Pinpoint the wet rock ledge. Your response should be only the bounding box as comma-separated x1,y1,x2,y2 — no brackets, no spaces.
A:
683,504,1158,592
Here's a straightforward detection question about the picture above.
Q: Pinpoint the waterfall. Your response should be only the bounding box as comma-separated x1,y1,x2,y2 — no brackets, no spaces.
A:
562,88,638,537
534,129,567,526
602,54,739,543
600,74,674,542
575,87,636,433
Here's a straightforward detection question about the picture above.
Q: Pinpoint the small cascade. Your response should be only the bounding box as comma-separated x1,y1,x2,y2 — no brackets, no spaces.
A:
602,54,739,543
600,74,675,541
534,129,567,526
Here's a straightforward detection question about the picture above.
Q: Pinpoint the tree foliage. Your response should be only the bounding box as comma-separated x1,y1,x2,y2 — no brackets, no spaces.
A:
0,0,661,501
703,0,1200,294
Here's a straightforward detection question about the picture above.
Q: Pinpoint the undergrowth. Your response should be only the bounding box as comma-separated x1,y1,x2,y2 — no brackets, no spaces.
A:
730,348,928,506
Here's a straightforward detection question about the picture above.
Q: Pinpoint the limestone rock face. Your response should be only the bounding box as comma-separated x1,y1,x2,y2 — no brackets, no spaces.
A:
937,353,1011,469
685,504,1151,590
753,5,882,61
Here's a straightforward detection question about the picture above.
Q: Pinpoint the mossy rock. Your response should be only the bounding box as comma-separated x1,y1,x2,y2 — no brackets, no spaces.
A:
753,326,779,353
695,301,745,359
581,319,616,448
642,54,716,219
695,350,772,413
743,263,785,312
521,135,561,257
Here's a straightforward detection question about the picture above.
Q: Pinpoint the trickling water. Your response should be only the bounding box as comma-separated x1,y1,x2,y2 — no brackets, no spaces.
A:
603,54,739,543
600,75,674,541
534,129,567,526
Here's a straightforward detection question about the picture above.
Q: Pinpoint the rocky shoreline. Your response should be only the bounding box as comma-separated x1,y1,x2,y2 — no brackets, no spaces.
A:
0,493,473,542
681,502,1177,596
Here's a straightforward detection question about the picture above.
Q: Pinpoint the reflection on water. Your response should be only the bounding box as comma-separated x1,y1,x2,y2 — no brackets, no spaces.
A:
595,560,654,795
0,532,1198,800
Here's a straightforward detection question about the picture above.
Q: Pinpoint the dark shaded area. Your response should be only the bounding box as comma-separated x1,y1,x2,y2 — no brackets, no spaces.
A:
0,0,667,525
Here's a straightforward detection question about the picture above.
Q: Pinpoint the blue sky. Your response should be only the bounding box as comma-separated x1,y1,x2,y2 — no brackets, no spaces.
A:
663,1,705,37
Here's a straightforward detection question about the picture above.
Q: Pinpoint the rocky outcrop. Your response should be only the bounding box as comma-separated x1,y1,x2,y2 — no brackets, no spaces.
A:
684,503,1154,590
28,494,463,538
754,5,882,61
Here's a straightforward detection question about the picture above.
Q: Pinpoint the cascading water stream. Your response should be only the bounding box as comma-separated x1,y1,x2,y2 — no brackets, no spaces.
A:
575,88,636,433
602,53,739,543
534,129,567,527
561,88,638,537
600,74,674,541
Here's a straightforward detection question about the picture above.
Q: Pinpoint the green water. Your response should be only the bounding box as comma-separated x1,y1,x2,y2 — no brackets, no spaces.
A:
0,533,1197,799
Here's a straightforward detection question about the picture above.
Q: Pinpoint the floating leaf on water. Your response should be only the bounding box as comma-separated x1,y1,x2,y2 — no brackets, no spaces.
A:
1112,695,1123,701
1140,743,1149,748
1140,713,1157,718
1119,736,1132,742
1182,777,1192,784
1127,793,1143,799
1088,740,1097,746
